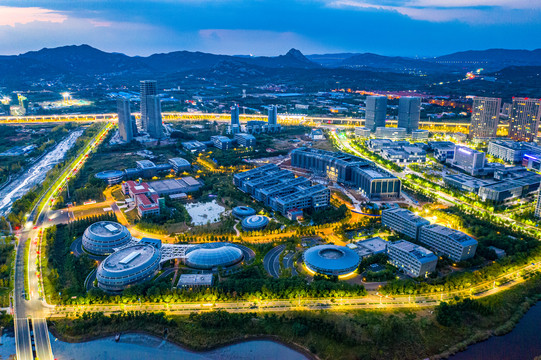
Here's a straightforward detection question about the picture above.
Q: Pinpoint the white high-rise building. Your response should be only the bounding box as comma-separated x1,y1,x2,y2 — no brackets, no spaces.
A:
268,105,278,126
365,96,387,132
231,105,240,126
469,97,501,139
145,95,163,139
139,80,157,131
509,97,541,142
117,98,133,142
398,97,421,134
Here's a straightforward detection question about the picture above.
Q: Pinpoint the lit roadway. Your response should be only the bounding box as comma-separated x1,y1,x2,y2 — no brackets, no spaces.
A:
0,112,506,135
8,115,536,359
49,260,541,316
13,122,113,360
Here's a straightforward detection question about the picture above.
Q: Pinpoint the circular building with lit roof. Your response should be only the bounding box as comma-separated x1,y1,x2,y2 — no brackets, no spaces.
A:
185,243,244,270
97,244,161,292
232,206,256,219
241,215,269,231
303,245,360,276
82,221,132,256
95,170,125,185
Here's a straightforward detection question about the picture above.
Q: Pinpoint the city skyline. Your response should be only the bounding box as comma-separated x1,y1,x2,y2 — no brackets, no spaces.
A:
0,1,540,56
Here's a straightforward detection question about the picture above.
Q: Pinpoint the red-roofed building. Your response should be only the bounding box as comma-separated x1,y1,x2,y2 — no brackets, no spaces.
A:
123,180,162,217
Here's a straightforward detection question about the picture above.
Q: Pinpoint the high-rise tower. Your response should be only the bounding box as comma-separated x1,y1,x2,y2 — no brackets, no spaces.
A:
365,96,387,132
469,97,501,139
509,97,541,142
139,80,157,131
268,105,277,126
146,95,163,139
398,97,421,134
117,98,133,142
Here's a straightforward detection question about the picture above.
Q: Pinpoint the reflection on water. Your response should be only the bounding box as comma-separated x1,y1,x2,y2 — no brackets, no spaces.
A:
451,303,541,360
0,130,84,217
0,332,309,360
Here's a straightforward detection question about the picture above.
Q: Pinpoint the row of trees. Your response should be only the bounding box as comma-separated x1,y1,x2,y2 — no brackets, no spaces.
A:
44,214,117,302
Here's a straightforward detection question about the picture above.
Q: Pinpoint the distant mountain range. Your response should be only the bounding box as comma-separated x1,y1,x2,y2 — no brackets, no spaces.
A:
0,45,540,97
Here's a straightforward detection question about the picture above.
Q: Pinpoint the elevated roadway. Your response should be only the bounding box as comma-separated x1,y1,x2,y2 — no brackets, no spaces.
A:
0,112,507,134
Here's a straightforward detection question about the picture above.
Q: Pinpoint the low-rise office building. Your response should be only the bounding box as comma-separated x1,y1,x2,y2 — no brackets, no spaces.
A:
290,147,401,199
382,208,430,240
182,140,207,153
449,146,486,176
234,133,256,147
380,145,426,165
419,224,478,262
411,129,429,141
234,164,330,216
375,127,408,140
168,158,191,173
386,240,437,278
478,173,541,202
351,166,401,199
354,127,371,138
211,135,235,150
443,173,495,193
488,140,541,163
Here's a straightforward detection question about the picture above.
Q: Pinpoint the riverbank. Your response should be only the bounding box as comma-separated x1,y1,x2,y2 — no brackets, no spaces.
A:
49,316,320,360
49,274,541,360
49,327,316,360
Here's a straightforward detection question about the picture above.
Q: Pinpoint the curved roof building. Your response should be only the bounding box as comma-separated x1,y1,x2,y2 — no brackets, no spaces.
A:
241,215,269,231
97,244,161,292
232,206,256,219
185,243,244,270
82,221,132,256
95,170,125,185
303,245,360,276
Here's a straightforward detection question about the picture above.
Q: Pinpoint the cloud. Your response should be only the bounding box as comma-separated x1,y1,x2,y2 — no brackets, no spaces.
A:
0,6,67,26
326,0,541,23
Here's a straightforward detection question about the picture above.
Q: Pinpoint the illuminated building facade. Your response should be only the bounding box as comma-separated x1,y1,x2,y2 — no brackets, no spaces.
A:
469,97,501,139
508,97,541,142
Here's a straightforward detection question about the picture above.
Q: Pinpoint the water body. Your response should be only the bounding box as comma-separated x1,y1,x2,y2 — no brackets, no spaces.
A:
0,332,309,360
451,303,541,360
0,129,84,217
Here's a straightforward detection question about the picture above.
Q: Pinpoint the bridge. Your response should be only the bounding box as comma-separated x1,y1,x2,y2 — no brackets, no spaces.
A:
0,111,505,135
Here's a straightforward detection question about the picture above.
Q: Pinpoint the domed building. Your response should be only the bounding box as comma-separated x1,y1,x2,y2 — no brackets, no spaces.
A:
241,215,269,231
96,243,161,292
303,245,360,276
232,206,256,219
95,170,125,185
185,243,244,270
82,221,132,256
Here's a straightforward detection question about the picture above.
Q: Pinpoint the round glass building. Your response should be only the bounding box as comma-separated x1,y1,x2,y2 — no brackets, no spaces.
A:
241,215,269,231
97,244,161,292
232,206,256,219
185,243,244,270
82,221,132,256
303,245,360,276
95,170,125,185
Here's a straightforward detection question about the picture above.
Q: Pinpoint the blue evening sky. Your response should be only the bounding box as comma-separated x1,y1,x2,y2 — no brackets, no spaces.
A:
0,0,539,56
